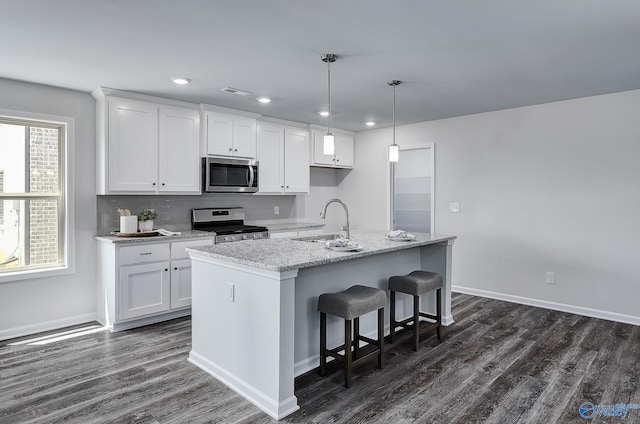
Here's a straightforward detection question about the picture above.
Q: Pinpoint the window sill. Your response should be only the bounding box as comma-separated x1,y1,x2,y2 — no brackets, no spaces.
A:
0,264,73,283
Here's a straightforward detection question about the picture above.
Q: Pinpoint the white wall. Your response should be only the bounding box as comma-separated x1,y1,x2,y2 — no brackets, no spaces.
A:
295,167,344,234
0,78,97,339
346,89,640,322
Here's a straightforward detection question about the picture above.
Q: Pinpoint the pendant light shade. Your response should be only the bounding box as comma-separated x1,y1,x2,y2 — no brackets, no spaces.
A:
322,54,337,155
388,144,399,162
388,80,401,162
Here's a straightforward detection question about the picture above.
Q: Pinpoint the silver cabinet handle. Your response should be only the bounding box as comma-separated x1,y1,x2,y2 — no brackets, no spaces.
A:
139,252,152,256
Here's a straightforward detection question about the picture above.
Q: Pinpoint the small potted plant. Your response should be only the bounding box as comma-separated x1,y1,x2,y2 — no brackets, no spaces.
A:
137,209,158,232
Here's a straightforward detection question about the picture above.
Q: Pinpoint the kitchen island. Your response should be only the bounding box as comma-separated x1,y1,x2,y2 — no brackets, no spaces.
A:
187,229,456,419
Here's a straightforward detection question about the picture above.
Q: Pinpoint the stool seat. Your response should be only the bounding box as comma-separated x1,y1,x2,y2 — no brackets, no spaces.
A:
318,285,386,387
318,285,386,320
389,270,443,296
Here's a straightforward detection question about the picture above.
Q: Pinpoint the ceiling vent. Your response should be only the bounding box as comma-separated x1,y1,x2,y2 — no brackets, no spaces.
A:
220,87,252,96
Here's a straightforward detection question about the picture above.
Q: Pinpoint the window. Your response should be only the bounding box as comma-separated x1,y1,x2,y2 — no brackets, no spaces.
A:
0,115,67,276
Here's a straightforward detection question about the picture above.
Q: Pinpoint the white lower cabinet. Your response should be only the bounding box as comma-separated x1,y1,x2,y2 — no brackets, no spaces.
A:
119,261,171,320
170,258,193,309
97,237,214,331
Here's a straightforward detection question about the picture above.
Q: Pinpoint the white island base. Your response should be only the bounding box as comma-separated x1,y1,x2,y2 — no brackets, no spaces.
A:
187,232,455,420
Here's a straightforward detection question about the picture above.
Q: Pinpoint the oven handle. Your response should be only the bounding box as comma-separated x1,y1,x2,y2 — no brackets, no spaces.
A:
248,165,255,188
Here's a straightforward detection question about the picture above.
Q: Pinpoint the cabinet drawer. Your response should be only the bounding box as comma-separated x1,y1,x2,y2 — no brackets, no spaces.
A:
120,243,170,266
171,239,215,260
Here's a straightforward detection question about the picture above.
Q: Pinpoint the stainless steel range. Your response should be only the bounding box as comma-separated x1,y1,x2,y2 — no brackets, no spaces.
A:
191,207,269,243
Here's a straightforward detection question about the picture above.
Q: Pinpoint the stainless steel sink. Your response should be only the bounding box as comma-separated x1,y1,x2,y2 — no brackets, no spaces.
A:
292,233,343,243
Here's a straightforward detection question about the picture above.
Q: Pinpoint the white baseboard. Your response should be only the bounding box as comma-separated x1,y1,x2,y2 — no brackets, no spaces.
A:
0,312,97,341
452,285,640,327
188,351,299,420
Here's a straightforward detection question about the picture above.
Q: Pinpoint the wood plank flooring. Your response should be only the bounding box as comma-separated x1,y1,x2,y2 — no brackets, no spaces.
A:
2,294,639,423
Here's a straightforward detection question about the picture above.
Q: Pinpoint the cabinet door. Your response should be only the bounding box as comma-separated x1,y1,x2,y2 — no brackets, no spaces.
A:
232,116,257,158
159,107,200,193
206,112,234,156
311,129,335,166
107,98,159,192
257,124,284,193
284,128,310,193
335,134,354,168
171,258,192,309
118,262,170,320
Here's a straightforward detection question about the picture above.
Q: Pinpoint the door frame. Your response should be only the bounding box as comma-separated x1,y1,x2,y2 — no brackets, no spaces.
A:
388,143,435,233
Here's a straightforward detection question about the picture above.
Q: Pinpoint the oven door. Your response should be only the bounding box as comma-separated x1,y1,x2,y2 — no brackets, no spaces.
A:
203,158,258,192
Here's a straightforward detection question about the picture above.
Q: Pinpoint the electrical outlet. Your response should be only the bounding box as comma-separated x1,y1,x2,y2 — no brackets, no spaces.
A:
274,206,279,215
450,203,460,213
227,283,235,302
546,272,555,284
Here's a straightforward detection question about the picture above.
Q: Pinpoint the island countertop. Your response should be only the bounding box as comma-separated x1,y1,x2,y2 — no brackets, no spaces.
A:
187,229,456,272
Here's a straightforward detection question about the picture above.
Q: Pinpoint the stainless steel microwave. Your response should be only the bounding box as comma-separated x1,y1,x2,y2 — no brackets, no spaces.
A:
202,157,258,193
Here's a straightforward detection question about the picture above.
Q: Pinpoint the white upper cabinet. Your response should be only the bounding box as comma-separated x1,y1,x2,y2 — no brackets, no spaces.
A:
310,128,354,168
204,111,257,159
107,98,159,192
257,123,309,194
94,89,201,195
284,128,310,193
334,133,354,168
159,107,200,193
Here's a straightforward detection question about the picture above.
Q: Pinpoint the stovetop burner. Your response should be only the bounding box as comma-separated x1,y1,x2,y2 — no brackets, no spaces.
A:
192,207,269,243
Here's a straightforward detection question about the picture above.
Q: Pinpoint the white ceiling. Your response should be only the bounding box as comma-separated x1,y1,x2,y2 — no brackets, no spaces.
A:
3,0,640,131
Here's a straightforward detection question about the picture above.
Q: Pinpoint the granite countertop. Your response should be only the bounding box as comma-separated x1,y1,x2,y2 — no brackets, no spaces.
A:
187,229,456,272
246,220,325,232
95,229,215,244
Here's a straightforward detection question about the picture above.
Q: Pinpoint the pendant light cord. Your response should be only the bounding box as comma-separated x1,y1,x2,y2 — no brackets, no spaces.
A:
392,83,396,145
327,58,331,134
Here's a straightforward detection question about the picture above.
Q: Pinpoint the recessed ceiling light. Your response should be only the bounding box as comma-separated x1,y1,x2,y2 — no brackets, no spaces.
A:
170,77,191,85
365,121,376,126
257,97,271,103
318,111,330,117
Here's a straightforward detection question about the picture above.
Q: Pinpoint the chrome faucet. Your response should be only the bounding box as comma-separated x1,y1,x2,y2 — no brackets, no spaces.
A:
320,198,350,240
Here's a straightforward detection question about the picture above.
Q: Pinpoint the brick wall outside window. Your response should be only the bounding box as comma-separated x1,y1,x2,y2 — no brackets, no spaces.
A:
28,128,58,265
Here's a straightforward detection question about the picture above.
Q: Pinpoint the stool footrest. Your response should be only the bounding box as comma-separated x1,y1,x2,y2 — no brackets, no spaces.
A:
322,344,381,368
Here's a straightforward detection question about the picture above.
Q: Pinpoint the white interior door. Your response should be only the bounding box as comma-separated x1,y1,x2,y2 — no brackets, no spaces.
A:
391,145,434,233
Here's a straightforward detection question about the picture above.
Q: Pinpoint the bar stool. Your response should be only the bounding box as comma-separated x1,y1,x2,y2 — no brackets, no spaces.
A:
389,270,443,351
318,285,386,388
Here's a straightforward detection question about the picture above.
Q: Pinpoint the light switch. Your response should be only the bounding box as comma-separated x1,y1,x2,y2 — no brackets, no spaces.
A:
450,203,460,213
274,206,279,215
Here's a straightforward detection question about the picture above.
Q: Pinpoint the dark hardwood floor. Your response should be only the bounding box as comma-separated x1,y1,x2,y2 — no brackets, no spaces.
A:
2,293,639,423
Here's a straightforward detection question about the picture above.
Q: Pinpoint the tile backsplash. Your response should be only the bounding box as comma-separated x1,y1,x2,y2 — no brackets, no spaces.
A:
97,194,297,234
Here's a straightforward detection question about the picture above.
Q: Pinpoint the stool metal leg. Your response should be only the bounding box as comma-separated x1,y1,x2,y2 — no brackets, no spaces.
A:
345,319,352,388
320,312,327,376
413,294,420,351
378,307,385,369
436,288,442,342
389,290,396,344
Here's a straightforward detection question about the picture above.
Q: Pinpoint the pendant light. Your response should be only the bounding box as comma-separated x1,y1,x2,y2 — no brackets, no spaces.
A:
388,80,401,162
322,54,337,155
